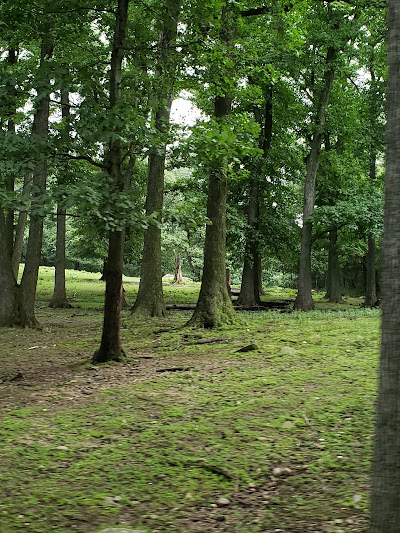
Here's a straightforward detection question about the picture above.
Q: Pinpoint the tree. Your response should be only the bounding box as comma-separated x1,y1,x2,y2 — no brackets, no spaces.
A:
49,88,72,309
294,41,337,310
236,81,272,307
369,1,400,529
132,0,181,317
93,0,130,363
187,3,238,328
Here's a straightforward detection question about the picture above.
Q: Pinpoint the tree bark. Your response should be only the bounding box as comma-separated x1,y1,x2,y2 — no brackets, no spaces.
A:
94,231,126,362
93,0,130,363
50,89,72,308
238,84,272,307
370,2,400,529
174,253,183,283
364,104,378,308
16,36,53,328
364,234,377,307
187,161,236,327
187,6,237,328
237,175,261,307
294,47,336,311
255,251,263,296
49,207,71,308
5,49,17,259
0,212,18,326
11,174,32,279
132,0,181,317
131,143,167,317
325,226,343,303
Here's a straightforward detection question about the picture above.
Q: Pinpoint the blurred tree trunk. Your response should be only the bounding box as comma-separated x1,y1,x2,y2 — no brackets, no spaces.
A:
370,2,400,529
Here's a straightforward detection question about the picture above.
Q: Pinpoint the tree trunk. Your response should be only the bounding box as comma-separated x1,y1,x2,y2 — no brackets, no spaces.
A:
238,83,272,307
325,227,343,303
237,256,259,307
237,176,262,307
255,251,263,296
364,122,378,308
5,49,17,259
0,212,18,326
187,6,237,328
132,147,167,317
132,0,181,318
174,253,183,283
364,234,377,307
93,0,130,363
49,207,71,308
94,231,126,362
187,161,236,327
17,36,53,328
121,286,129,309
370,3,400,528
294,47,336,311
50,90,72,308
11,173,32,279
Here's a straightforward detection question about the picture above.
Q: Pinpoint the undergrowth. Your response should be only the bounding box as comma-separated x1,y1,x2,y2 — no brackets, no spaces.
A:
0,268,379,532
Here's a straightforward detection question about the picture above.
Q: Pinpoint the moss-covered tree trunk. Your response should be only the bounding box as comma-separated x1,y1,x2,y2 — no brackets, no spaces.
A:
132,0,181,318
370,2,400,528
131,136,167,317
93,0,129,363
188,156,235,327
188,5,237,327
294,47,336,311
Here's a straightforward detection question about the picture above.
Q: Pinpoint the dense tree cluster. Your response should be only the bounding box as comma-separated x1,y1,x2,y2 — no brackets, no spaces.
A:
0,0,385,352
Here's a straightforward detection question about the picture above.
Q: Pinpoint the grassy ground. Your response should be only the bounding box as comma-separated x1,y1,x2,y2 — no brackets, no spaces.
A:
0,268,379,532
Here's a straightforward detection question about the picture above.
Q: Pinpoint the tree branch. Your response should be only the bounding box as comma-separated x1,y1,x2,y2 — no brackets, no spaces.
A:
56,153,106,169
312,222,346,244
47,7,115,15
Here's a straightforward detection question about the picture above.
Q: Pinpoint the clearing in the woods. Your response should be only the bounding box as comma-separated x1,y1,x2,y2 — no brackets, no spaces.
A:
0,268,378,533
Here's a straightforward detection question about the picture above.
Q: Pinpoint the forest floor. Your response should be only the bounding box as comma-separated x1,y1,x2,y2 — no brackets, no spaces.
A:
0,268,379,533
